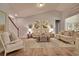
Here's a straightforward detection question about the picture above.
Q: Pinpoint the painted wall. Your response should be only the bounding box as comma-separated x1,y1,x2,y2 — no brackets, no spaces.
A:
65,14,79,31
15,11,64,38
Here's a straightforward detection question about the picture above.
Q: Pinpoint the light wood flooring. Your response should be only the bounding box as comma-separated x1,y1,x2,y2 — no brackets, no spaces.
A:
0,38,79,56
0,47,79,56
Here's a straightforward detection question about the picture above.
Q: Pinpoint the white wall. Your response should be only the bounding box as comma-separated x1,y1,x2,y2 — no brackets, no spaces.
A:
65,14,79,31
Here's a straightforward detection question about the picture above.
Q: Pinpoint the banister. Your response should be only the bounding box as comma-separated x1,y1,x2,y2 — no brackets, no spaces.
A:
8,16,19,37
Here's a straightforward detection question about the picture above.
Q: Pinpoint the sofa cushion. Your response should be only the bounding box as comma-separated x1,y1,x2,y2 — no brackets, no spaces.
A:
63,31,68,36
63,31,73,36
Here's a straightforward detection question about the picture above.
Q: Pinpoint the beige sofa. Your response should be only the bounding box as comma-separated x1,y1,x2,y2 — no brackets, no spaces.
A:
55,31,79,45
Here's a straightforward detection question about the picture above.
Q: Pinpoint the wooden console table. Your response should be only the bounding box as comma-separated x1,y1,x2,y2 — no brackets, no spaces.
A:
37,33,50,42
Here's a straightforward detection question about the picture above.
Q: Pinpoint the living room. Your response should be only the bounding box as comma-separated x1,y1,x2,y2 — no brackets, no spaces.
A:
0,3,79,56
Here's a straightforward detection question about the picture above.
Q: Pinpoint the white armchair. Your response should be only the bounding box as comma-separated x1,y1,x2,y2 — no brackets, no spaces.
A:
1,32,24,56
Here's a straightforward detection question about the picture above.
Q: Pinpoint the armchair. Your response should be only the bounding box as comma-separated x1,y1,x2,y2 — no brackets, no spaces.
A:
1,32,24,56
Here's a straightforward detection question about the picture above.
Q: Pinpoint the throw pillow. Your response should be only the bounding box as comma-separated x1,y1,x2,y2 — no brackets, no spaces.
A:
10,32,18,41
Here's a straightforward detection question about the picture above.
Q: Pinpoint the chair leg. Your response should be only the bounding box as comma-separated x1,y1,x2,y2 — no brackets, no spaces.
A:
4,51,7,56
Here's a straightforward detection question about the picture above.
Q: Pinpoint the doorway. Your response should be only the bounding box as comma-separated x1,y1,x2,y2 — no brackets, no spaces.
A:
55,20,60,34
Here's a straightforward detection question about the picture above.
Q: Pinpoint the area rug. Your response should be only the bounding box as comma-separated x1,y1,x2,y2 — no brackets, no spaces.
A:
23,38,75,48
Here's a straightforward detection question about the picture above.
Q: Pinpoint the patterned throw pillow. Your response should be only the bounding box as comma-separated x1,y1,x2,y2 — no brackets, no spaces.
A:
9,34,14,41
9,32,18,41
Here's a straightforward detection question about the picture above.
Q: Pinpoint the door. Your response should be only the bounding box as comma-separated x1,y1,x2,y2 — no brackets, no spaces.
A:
55,20,60,34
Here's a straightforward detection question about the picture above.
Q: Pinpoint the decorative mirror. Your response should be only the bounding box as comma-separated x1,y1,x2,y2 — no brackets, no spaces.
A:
0,11,6,32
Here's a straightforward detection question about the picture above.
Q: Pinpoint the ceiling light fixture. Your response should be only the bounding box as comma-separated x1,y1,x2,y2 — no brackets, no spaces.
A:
37,3,45,8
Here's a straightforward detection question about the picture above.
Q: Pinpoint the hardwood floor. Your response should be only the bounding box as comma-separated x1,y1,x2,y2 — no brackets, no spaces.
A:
0,38,79,56
0,47,78,56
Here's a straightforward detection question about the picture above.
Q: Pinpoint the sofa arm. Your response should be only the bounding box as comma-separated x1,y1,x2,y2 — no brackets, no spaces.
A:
9,39,22,44
75,38,79,49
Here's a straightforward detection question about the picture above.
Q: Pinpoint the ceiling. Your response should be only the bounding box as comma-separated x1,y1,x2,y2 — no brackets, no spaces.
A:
0,3,79,17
